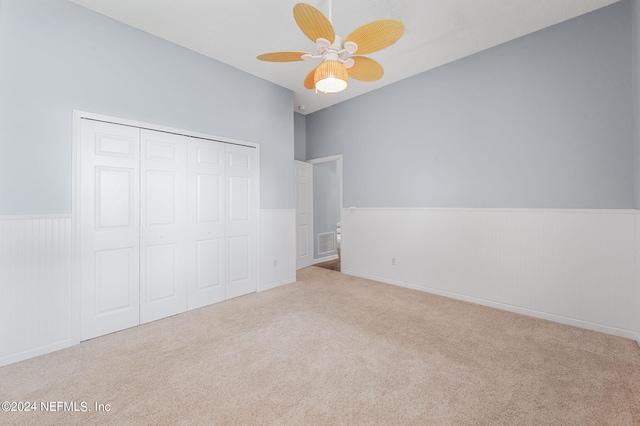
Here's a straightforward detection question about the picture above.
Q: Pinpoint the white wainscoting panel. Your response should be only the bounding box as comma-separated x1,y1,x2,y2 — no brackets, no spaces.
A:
2,209,636,366
342,208,640,339
258,210,296,291
0,215,76,367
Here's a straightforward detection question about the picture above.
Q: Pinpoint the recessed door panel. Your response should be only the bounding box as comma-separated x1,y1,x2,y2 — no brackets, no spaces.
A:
95,167,134,229
229,152,250,169
146,171,176,226
147,140,177,161
94,248,135,315
229,236,250,283
95,133,134,157
296,164,308,179
297,183,308,216
145,244,177,303
197,147,222,166
229,177,250,222
197,174,222,223
197,239,222,290
298,224,309,258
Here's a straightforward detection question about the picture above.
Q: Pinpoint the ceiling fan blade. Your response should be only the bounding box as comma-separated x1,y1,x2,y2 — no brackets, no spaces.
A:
304,65,320,89
345,20,404,55
348,56,384,82
257,52,310,62
293,3,335,44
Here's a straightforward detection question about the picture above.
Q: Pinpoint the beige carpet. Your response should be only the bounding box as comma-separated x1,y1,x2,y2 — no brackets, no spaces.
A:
1,266,639,425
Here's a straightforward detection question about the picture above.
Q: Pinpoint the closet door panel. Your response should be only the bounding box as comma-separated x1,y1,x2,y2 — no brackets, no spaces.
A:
225,145,258,299
80,120,140,340
188,141,226,309
229,235,250,283
140,130,188,324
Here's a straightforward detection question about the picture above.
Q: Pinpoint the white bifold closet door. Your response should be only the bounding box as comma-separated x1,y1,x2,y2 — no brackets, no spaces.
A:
80,120,142,340
187,139,226,309
139,129,188,324
225,144,259,299
80,119,257,341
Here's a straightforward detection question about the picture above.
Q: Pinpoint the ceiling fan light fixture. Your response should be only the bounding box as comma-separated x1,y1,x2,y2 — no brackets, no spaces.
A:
314,60,348,94
257,3,404,95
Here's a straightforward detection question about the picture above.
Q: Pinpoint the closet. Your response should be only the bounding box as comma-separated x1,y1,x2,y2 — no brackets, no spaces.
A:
79,118,258,340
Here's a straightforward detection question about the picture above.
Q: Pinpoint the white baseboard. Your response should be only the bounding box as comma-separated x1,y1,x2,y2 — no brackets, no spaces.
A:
258,277,296,292
343,269,638,341
636,333,640,348
0,338,78,368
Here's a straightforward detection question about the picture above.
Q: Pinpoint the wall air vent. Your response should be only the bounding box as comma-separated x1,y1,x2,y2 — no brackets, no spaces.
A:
318,232,336,255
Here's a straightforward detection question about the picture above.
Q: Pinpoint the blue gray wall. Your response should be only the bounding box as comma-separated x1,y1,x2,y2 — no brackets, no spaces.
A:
0,0,294,214
294,112,306,161
631,0,640,341
634,0,640,209
306,1,634,209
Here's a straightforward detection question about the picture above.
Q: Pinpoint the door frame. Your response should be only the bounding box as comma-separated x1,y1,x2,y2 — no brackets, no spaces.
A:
72,110,260,341
307,154,343,264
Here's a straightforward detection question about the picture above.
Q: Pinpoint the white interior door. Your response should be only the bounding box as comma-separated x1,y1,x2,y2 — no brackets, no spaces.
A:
187,139,226,309
80,120,141,340
139,129,188,323
294,161,313,270
225,144,258,299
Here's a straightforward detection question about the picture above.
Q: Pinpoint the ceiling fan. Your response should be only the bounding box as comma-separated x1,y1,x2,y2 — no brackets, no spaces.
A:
257,2,404,94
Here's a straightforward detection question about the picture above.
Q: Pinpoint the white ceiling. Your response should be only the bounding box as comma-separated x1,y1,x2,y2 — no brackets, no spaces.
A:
70,0,620,115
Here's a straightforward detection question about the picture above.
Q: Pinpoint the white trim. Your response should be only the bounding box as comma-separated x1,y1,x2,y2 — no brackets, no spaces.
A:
345,207,638,215
310,154,343,216
636,333,640,348
308,154,343,264
0,214,72,220
343,270,638,341
260,209,296,213
258,278,296,292
73,110,259,149
253,145,262,296
313,254,339,264
72,112,82,345
307,154,343,164
0,339,77,369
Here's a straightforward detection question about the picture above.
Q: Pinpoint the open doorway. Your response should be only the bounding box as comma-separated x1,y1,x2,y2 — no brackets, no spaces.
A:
308,155,343,272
